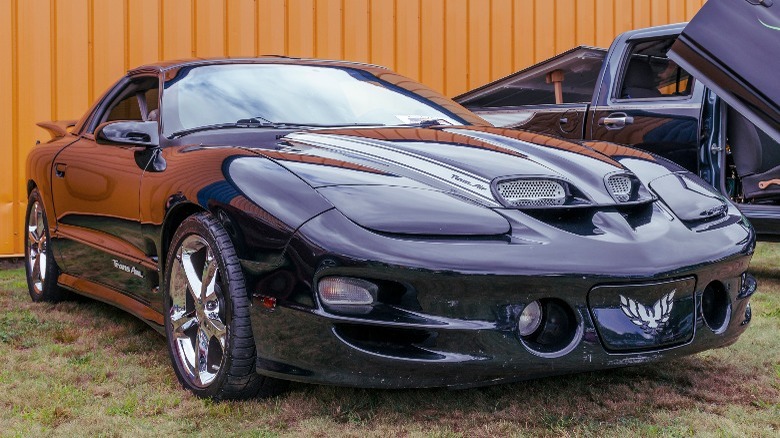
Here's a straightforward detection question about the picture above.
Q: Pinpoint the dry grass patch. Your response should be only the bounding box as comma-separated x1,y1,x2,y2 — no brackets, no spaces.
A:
0,245,779,436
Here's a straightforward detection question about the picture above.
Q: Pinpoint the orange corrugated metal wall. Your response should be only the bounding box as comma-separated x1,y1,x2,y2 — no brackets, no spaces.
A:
0,0,704,256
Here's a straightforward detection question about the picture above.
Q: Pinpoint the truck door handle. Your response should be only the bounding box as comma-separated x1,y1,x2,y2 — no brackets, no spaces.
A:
54,163,67,178
598,113,634,130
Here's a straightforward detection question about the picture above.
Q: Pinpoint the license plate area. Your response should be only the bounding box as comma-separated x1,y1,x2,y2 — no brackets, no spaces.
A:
588,277,696,352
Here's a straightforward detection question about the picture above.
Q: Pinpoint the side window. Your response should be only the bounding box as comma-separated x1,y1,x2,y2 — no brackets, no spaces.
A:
619,38,693,100
106,94,143,122
457,47,607,108
94,76,160,131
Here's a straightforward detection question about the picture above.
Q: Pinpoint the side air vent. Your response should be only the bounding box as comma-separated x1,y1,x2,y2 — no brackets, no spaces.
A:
496,179,567,207
606,174,633,202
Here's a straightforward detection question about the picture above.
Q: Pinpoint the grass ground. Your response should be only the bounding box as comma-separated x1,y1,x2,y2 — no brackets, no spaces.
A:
0,245,779,437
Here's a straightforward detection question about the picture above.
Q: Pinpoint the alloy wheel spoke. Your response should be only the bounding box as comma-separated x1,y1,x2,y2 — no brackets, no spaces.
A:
204,317,227,351
170,273,189,316
38,243,47,282
181,251,204,305
36,208,44,238
201,252,218,301
31,253,41,282
172,315,198,338
28,227,39,246
196,327,211,385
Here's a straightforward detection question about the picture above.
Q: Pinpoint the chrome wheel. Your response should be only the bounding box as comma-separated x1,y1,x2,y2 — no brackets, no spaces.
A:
168,234,227,388
27,200,48,296
164,212,285,399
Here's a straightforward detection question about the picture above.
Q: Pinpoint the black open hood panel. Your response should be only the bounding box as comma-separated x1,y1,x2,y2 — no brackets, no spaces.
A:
669,0,780,141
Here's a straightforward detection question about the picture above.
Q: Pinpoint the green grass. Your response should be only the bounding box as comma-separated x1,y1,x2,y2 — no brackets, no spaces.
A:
1,244,779,437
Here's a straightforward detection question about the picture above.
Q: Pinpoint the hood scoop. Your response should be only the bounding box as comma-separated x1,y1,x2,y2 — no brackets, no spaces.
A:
493,172,653,209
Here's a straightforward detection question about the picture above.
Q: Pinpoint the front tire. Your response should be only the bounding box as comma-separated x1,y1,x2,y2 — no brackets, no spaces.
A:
163,212,287,399
25,189,66,302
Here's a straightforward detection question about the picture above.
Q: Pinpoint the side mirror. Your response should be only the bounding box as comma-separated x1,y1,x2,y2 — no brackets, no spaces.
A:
95,120,159,147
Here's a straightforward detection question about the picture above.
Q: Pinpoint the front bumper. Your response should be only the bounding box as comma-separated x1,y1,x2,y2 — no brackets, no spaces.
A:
246,205,755,388
249,256,754,389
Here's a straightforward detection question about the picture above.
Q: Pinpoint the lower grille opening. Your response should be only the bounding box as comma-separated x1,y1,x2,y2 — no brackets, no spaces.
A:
333,323,442,360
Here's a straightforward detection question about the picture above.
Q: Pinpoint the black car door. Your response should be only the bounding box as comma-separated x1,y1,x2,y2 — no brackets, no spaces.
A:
588,30,704,174
50,75,160,300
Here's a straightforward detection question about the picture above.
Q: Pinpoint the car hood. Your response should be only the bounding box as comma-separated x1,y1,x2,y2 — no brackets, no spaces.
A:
669,0,780,141
272,126,654,209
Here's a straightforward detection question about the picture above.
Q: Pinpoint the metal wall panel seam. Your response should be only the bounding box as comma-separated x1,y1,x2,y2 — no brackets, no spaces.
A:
11,0,19,255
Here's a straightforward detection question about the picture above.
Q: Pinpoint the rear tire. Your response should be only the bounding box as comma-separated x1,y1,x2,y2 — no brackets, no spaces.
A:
163,212,288,400
25,189,66,302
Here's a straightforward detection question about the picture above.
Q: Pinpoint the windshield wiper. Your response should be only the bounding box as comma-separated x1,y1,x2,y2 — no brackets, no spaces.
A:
397,119,453,128
169,119,385,139
271,122,386,128
169,119,274,139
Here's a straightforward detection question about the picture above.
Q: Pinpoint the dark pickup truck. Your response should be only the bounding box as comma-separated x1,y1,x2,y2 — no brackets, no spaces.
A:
455,5,780,240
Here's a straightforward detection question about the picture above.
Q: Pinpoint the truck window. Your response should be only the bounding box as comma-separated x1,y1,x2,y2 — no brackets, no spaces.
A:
457,47,606,108
619,38,693,100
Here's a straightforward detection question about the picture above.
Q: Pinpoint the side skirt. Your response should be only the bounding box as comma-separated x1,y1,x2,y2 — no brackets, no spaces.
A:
58,273,165,334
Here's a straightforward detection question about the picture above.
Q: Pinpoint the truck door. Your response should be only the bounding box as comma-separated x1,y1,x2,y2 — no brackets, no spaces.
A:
588,33,704,173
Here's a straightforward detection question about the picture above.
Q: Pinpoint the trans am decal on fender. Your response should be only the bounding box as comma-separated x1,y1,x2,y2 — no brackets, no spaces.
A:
25,56,757,400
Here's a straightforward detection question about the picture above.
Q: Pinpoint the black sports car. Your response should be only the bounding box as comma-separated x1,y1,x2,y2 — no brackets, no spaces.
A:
26,56,756,399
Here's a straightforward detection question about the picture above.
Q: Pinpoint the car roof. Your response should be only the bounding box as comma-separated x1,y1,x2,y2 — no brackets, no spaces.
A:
127,56,388,76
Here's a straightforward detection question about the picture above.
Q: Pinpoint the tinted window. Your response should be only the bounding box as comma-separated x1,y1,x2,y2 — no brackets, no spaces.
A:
457,47,606,107
162,64,476,136
620,39,693,100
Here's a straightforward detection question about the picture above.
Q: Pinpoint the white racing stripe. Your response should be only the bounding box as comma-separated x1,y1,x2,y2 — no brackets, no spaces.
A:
285,132,501,206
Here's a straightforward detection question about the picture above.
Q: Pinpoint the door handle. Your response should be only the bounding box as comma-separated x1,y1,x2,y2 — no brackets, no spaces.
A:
54,163,67,178
598,113,635,130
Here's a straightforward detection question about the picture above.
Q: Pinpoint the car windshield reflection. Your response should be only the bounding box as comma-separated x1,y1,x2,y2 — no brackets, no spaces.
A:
162,64,466,137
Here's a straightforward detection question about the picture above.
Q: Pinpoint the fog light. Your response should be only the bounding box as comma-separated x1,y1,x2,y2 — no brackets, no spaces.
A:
518,301,543,336
517,298,582,358
318,277,377,306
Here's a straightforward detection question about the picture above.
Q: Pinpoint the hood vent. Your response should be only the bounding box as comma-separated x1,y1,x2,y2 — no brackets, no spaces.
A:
606,174,633,202
496,178,568,207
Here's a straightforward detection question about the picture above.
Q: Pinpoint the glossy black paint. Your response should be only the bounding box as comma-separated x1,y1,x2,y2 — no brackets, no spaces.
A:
27,57,757,389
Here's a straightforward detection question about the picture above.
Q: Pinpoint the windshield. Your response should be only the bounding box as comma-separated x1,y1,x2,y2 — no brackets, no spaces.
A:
162,64,480,136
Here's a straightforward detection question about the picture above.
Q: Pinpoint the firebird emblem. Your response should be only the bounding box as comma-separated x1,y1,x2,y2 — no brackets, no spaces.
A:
620,290,676,335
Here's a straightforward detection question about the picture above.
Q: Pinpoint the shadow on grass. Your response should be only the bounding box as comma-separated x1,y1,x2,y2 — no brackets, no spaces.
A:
278,352,778,430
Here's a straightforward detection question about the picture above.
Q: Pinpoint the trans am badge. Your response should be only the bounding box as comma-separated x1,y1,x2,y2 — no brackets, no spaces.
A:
620,290,676,336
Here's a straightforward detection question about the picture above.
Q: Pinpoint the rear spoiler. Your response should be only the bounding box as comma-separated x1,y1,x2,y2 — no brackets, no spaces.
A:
36,120,78,140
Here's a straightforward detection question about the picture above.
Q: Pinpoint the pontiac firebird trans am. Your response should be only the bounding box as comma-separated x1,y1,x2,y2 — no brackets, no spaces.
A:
26,56,756,400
